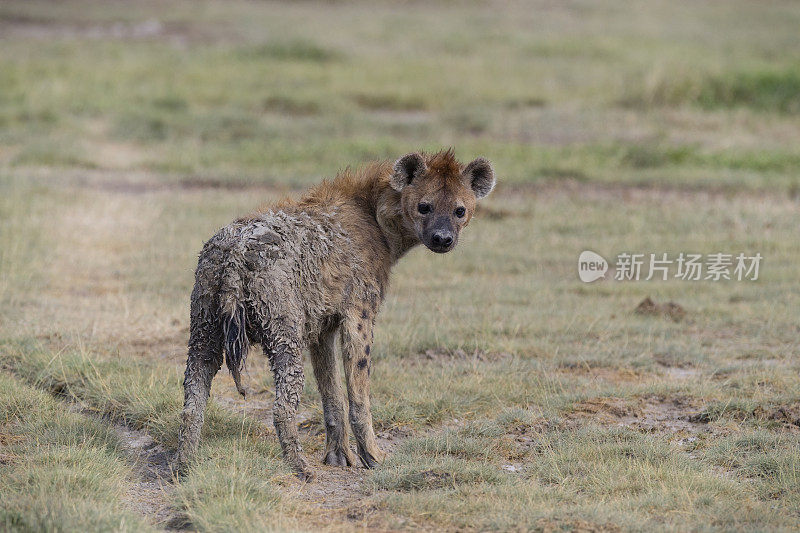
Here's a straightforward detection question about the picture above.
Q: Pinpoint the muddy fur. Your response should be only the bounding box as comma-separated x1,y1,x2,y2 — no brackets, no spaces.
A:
177,149,495,479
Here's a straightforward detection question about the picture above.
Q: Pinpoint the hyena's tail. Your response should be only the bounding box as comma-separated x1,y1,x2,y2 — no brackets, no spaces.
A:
223,304,248,397
219,267,249,397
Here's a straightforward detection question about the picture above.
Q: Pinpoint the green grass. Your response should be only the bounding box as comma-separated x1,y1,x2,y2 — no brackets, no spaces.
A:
0,374,154,532
627,67,800,114
1,0,800,188
2,0,800,531
367,422,800,531
1,341,306,531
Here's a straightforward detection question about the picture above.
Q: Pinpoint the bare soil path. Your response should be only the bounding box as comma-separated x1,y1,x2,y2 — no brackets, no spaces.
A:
112,421,189,530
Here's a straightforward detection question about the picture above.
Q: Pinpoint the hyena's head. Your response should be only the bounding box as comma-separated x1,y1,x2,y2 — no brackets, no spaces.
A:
390,149,495,253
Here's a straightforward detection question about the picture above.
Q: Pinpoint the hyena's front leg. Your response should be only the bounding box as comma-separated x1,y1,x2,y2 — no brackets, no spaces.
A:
310,325,359,467
268,338,313,481
341,310,386,468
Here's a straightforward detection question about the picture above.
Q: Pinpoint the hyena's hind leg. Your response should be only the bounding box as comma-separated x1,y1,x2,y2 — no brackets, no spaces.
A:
310,322,358,467
176,294,223,471
264,331,312,481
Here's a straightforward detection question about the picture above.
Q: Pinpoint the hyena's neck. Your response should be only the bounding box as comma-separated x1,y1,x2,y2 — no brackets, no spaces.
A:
372,181,420,264
299,163,420,268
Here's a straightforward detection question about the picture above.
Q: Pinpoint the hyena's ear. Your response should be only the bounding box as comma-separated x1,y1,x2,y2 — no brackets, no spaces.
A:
462,157,495,199
391,153,427,192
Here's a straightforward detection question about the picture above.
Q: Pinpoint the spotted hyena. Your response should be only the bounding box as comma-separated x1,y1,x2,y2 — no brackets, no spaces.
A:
177,149,495,480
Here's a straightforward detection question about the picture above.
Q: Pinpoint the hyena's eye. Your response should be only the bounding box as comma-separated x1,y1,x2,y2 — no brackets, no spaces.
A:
454,206,466,218
418,202,432,214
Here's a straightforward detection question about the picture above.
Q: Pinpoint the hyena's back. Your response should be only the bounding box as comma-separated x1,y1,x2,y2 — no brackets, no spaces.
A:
191,208,355,389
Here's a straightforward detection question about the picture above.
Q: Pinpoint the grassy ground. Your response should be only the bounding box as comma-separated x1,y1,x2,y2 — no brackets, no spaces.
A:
1,1,799,531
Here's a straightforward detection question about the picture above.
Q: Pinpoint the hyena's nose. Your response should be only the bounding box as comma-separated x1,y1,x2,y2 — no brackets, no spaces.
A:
431,231,453,248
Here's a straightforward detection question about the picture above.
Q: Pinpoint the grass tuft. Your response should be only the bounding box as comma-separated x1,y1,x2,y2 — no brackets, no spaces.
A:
699,69,800,113
236,40,341,63
0,374,154,531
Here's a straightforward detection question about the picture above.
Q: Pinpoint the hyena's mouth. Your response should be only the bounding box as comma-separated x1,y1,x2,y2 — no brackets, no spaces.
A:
429,245,454,254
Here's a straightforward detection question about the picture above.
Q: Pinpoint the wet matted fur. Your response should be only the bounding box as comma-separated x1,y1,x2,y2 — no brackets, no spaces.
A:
177,149,496,480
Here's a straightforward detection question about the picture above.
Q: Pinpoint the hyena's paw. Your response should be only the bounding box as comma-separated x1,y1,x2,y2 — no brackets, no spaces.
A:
289,454,315,482
323,446,359,467
357,444,387,469
294,463,316,483
295,468,315,483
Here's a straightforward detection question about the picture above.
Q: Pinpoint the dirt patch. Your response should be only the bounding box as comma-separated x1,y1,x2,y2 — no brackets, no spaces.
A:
632,396,708,434
293,465,369,508
286,431,401,529
120,329,187,360
422,348,512,363
691,402,800,433
288,427,416,527
755,404,800,432
535,517,621,533
286,465,387,531
572,397,636,421
569,395,712,439
213,391,414,528
557,363,643,383
112,422,189,530
376,424,413,444
635,297,686,322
